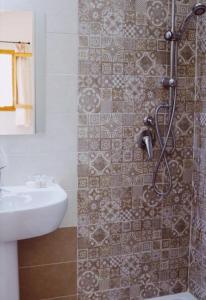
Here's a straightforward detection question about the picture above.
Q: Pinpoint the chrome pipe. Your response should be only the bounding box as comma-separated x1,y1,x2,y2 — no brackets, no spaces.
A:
170,0,177,101
153,1,206,196
152,0,177,196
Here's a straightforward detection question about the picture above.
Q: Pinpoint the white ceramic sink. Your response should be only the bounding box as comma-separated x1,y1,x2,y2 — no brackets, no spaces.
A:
0,184,68,300
0,184,67,242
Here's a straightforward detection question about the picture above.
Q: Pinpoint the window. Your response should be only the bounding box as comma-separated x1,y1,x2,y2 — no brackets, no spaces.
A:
0,50,16,111
0,50,33,111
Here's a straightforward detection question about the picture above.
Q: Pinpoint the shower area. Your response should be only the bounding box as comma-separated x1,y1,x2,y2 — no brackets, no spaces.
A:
77,0,206,299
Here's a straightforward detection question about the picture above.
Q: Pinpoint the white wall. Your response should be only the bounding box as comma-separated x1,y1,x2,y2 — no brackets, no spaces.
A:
0,0,78,227
0,11,32,43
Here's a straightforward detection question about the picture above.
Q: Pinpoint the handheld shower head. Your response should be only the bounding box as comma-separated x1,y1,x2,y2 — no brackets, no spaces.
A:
192,3,206,16
178,3,206,38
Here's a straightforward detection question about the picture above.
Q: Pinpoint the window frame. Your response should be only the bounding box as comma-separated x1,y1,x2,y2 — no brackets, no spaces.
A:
0,49,16,111
0,49,32,111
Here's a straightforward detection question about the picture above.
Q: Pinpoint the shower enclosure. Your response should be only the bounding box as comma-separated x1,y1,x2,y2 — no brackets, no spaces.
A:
77,0,206,299
140,2,206,197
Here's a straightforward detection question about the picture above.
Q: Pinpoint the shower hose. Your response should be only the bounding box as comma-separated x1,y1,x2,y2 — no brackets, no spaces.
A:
151,2,205,196
152,88,177,196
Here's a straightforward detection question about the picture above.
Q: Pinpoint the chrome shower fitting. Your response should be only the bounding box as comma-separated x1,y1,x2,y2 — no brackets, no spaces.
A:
178,3,206,38
139,130,154,161
138,116,155,161
152,2,206,196
161,77,177,89
143,116,154,127
164,30,180,41
152,0,177,196
193,3,206,15
164,3,206,41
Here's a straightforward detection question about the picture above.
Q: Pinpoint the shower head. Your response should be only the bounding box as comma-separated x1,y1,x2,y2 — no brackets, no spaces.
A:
178,3,206,38
192,3,206,16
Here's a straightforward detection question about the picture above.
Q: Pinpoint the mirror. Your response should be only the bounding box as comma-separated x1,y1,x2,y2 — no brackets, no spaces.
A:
0,52,13,108
0,11,34,135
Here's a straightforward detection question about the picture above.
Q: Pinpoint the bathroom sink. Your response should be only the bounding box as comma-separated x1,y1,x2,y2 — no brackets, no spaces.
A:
0,184,68,300
0,184,68,242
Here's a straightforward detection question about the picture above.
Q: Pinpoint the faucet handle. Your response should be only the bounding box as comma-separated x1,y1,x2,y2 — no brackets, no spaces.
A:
142,134,153,160
143,116,154,127
138,129,155,161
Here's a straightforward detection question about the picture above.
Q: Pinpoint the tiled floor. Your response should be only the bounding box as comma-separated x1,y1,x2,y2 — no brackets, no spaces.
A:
147,292,197,300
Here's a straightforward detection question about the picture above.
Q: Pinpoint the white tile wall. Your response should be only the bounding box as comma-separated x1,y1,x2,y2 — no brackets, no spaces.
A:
0,0,78,227
47,33,78,74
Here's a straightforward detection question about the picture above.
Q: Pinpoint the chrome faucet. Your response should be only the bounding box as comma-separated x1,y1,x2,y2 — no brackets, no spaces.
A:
139,130,154,161
142,132,153,160
138,116,155,161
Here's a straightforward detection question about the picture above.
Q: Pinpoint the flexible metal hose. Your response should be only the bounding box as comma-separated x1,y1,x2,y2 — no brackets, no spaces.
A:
152,87,177,196
152,0,178,196
152,1,206,196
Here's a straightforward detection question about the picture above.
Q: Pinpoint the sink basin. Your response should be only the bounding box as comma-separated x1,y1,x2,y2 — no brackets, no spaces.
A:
0,185,67,242
0,184,68,300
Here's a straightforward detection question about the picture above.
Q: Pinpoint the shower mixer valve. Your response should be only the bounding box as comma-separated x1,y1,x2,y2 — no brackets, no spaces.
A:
138,116,155,161
138,129,155,161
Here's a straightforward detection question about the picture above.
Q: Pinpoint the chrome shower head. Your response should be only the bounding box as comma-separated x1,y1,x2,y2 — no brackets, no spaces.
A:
192,3,206,16
178,3,206,38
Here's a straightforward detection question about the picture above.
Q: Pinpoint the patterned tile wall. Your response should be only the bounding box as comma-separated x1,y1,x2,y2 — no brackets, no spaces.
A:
189,12,206,300
77,0,196,299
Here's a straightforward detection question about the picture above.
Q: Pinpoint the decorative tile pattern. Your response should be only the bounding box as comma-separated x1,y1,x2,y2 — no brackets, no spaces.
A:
79,88,101,113
147,0,168,27
78,0,195,299
103,8,124,35
189,12,206,300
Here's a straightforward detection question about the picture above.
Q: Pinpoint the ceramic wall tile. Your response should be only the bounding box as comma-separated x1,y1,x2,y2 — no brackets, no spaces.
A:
77,0,195,299
189,13,206,300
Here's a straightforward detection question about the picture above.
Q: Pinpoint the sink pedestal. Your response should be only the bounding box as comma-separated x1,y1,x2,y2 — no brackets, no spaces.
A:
0,241,19,300
0,184,67,300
